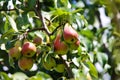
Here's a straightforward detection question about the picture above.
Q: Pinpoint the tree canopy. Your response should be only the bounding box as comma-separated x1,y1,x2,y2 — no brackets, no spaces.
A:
0,0,120,80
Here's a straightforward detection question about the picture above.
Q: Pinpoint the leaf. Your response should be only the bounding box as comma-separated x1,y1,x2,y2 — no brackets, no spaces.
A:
86,61,98,78
9,56,14,68
80,30,94,39
60,0,71,8
1,29,14,39
6,15,18,32
0,72,10,80
28,11,36,18
11,72,28,80
28,0,36,9
4,17,9,33
36,72,53,80
97,52,108,67
28,72,53,80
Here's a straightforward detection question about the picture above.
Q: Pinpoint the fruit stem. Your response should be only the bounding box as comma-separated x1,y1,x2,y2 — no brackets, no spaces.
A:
59,55,74,79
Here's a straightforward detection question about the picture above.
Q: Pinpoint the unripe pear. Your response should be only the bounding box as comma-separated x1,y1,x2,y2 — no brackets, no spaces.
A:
18,57,34,71
8,46,21,60
33,36,42,45
14,40,21,47
63,23,79,44
54,34,68,55
70,40,80,50
54,64,65,73
42,56,56,70
22,42,36,57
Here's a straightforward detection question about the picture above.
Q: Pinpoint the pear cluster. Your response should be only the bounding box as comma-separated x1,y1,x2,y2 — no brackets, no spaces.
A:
54,23,80,55
8,37,42,71
8,23,80,73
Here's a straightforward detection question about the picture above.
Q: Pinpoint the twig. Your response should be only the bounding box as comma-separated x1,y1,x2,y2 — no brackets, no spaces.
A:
59,55,74,79
34,0,51,35
50,23,64,35
0,8,16,12
27,28,45,32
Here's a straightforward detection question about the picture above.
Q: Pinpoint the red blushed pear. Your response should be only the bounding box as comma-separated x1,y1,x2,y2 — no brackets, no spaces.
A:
33,36,42,45
9,46,21,60
18,57,34,71
63,23,79,44
22,42,36,57
54,34,68,55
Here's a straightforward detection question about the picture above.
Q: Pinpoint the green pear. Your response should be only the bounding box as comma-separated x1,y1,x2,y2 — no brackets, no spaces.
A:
22,42,36,57
54,34,68,55
54,64,65,73
63,23,79,44
42,56,56,70
18,57,34,71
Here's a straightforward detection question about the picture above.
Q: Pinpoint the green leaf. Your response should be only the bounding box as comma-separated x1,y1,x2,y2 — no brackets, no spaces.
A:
11,72,28,80
0,72,10,80
80,30,94,39
97,52,108,67
28,72,53,80
4,17,9,33
60,0,71,8
28,11,36,18
1,29,14,39
28,0,36,9
6,15,18,32
36,72,53,80
9,56,14,68
28,76,42,80
86,61,98,78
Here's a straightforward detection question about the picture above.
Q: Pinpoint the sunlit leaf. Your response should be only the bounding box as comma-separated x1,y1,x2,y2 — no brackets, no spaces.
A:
1,29,14,39
28,72,53,80
6,15,18,32
86,61,98,78
11,72,28,80
0,72,10,80
80,30,94,39
4,17,9,33
97,52,108,67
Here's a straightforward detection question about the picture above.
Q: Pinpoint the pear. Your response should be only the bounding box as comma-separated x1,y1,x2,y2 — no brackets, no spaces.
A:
70,40,80,50
54,34,68,55
33,36,42,45
22,42,36,57
9,46,21,60
54,64,65,73
63,23,79,44
18,57,34,71
42,56,56,70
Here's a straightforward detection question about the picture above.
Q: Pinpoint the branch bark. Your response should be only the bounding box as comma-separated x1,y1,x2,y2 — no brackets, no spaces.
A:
59,55,74,79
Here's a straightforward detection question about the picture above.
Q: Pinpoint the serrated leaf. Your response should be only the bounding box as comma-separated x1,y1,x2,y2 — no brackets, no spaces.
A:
6,15,18,32
86,61,98,78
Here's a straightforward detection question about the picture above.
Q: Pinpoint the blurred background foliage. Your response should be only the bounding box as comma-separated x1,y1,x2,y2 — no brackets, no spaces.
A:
0,0,120,80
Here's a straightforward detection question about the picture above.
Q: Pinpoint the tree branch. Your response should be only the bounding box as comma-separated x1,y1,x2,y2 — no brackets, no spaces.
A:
0,8,17,12
34,0,51,35
59,55,74,79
